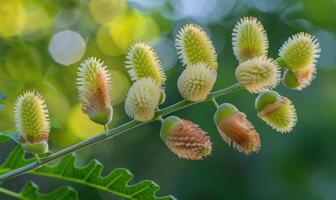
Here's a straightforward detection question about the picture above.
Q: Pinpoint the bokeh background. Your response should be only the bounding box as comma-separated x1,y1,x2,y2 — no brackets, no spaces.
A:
1,0,336,199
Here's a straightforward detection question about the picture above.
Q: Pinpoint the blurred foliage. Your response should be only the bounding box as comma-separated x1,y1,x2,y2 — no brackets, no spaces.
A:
0,0,336,199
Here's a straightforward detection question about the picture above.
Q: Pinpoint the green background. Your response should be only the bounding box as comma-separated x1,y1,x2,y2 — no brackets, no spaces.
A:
1,0,336,199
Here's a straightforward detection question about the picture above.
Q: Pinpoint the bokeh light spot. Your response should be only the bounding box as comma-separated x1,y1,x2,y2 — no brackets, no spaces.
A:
110,70,130,105
21,5,51,40
96,26,122,56
96,12,160,56
89,0,127,24
314,30,336,70
68,104,104,139
109,12,160,53
48,30,86,66
0,1,27,38
153,38,177,70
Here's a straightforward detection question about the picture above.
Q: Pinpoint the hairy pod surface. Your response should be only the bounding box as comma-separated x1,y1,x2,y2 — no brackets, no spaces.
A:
232,17,269,62
77,57,113,126
235,57,280,93
175,24,217,70
278,32,320,70
177,63,217,102
160,116,212,160
14,91,50,154
126,42,166,85
214,103,260,154
125,78,161,122
255,90,297,133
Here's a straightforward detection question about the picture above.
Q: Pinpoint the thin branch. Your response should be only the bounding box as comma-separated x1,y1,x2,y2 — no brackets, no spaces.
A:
0,83,242,182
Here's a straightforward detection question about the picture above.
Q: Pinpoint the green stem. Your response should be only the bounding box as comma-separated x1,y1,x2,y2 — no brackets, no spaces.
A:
0,187,27,200
0,83,242,182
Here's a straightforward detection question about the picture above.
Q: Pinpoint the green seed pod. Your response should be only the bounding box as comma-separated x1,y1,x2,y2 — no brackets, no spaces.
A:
214,103,260,154
14,91,50,154
278,32,320,70
255,90,297,133
126,42,166,85
282,65,316,90
125,77,161,122
282,69,300,89
232,17,269,62
77,57,113,126
235,57,280,93
175,24,217,70
160,116,212,160
177,63,217,102
159,88,166,105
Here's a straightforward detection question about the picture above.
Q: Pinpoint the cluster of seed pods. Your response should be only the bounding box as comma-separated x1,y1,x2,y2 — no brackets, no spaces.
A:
13,17,320,159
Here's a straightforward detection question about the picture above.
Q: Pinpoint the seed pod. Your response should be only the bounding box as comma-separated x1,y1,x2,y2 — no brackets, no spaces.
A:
177,63,217,102
125,78,161,122
282,65,316,90
255,90,297,133
14,91,50,154
125,42,166,85
278,32,320,70
214,103,260,154
175,24,217,70
160,116,212,160
235,57,280,93
232,17,268,62
77,57,113,126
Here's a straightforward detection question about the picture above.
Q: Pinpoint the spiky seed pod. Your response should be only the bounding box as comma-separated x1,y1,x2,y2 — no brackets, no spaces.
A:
282,65,316,90
14,91,50,154
232,17,269,62
77,57,113,126
125,77,161,122
278,32,320,70
125,42,166,85
177,63,217,102
235,57,280,93
255,90,297,133
213,103,260,154
175,24,217,70
160,116,212,160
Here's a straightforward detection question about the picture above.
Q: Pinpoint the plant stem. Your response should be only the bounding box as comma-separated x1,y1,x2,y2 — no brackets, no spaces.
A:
0,187,27,200
0,83,242,182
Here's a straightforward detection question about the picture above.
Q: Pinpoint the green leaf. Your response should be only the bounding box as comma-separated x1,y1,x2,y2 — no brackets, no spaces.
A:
0,146,176,200
0,181,78,200
0,132,18,143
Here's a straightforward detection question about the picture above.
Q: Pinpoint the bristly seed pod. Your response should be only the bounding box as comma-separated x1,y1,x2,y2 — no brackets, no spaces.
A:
125,77,161,122
255,90,297,133
160,116,212,160
235,57,280,93
77,57,113,126
177,63,217,102
14,91,50,154
175,24,217,70
282,66,316,90
125,42,166,85
278,32,320,70
214,103,260,155
232,17,269,62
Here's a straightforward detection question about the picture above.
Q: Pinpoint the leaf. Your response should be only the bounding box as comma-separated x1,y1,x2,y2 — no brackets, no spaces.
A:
0,146,176,200
0,132,18,143
0,181,78,200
